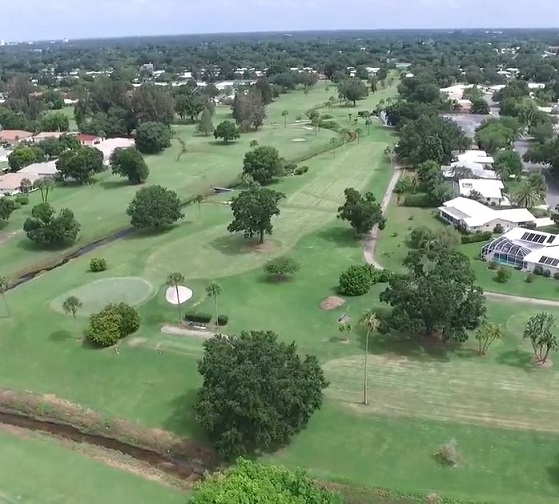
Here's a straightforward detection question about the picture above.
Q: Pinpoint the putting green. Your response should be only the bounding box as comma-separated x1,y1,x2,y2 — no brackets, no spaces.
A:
50,277,155,316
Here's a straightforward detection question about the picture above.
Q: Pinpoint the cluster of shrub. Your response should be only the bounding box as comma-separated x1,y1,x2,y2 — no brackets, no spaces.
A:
461,230,492,245
89,257,108,272
85,302,141,347
338,264,393,296
185,312,229,326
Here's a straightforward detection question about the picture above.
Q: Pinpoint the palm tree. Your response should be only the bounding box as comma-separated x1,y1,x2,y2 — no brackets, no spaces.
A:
327,96,336,109
329,137,339,158
62,296,82,319
206,282,222,325
365,118,372,135
355,127,364,144
359,310,379,405
513,175,546,209
36,178,54,203
281,110,288,128
340,128,351,144
193,194,206,223
0,275,10,317
166,272,186,323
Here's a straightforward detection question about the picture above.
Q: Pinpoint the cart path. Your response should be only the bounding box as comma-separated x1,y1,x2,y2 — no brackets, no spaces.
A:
363,167,559,308
362,166,401,270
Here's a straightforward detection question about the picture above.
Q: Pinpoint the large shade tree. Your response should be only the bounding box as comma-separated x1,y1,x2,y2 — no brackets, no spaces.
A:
127,185,184,230
227,187,285,244
337,187,386,235
23,203,80,247
194,330,328,459
380,246,486,342
242,145,284,185
110,147,149,184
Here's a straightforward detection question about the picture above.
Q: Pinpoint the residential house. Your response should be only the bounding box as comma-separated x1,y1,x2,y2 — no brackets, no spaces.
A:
0,172,42,195
457,179,508,206
32,131,65,142
482,227,559,272
455,99,473,113
438,197,536,233
18,160,58,177
76,134,103,146
0,130,34,144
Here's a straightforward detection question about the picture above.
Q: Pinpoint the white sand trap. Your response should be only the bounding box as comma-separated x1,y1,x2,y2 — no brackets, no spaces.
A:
165,285,193,305
303,126,314,131
291,138,307,142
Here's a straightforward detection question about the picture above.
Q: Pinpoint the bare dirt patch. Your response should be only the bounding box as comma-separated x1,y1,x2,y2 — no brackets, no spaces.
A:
246,240,276,253
533,357,554,368
0,231,18,247
323,354,559,434
320,296,346,311
161,325,216,340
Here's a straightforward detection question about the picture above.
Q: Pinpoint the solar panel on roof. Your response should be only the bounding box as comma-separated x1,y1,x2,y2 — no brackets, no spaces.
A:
521,232,530,241
548,236,556,244
553,259,559,267
538,235,547,244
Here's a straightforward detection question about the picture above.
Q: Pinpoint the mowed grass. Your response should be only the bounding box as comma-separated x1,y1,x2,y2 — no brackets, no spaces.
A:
0,430,186,504
0,80,397,278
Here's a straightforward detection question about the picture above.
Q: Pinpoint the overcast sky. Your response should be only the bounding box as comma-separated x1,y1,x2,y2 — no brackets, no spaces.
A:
4,0,559,41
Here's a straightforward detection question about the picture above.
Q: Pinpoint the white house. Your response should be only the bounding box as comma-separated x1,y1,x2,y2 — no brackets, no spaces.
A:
453,150,494,169
439,197,536,233
457,179,508,206
482,227,559,272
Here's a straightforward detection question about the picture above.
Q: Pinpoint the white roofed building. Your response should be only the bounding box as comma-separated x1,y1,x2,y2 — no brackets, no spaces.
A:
482,227,559,273
439,197,536,233
457,179,508,206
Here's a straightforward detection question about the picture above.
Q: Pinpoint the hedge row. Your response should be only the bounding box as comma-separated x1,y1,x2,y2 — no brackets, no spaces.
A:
461,231,492,244
402,193,433,208
184,312,229,326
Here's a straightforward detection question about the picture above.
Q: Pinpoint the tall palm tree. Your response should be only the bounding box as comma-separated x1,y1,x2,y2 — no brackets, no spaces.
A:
0,275,10,317
166,272,186,323
359,310,379,405
36,178,54,203
62,296,82,319
365,118,372,135
355,128,364,144
206,282,222,325
193,194,206,223
329,137,339,158
281,110,288,128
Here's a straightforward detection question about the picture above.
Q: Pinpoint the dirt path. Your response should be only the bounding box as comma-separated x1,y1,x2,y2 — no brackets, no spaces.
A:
362,166,401,270
484,291,559,307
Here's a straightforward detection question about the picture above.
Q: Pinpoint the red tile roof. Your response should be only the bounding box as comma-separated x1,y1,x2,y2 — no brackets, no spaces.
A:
76,134,101,143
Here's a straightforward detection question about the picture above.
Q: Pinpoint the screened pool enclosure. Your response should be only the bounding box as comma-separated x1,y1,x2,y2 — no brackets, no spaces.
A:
481,236,530,268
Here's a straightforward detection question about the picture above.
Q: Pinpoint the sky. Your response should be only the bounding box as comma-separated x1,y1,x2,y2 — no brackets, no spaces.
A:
3,0,559,41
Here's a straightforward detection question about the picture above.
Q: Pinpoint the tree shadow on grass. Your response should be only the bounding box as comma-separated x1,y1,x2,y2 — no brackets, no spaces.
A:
546,455,559,487
48,330,73,343
163,389,208,441
210,235,249,256
315,227,359,249
495,348,535,373
99,179,130,190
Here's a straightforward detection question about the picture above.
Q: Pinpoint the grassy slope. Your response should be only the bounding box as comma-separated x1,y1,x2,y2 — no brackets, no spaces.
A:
0,430,186,504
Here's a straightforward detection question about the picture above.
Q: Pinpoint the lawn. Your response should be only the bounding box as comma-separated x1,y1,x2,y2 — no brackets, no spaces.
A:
6,81,559,504
0,429,187,504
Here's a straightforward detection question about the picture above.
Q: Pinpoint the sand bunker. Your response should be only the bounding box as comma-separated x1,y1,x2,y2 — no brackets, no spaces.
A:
165,286,193,305
320,296,346,311
290,138,307,142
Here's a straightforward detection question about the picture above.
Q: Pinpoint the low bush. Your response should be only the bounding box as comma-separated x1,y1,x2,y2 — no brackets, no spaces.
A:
461,231,492,245
90,257,108,272
402,193,432,208
487,260,498,270
264,256,300,280
15,194,29,206
526,273,535,283
338,265,373,296
319,120,340,131
294,165,309,175
85,310,121,348
534,264,544,275
284,162,298,174
434,439,460,467
554,272,559,280
185,312,212,324
495,267,511,283
543,269,551,278
217,315,229,326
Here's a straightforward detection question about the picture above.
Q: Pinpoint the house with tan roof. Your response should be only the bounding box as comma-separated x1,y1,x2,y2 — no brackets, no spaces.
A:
0,130,34,144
